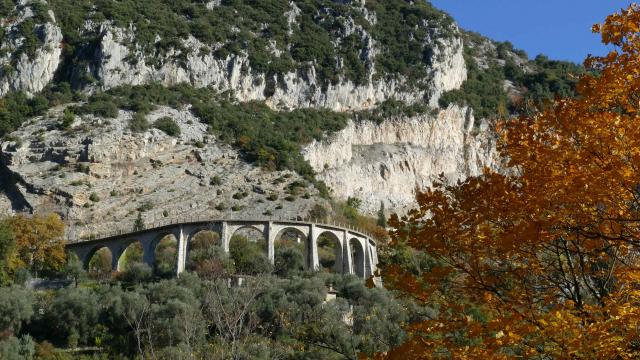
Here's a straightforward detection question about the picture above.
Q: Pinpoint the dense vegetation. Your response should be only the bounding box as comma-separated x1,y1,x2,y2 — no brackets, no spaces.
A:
0,83,80,137
1,274,409,359
0,211,411,359
440,32,584,119
20,0,453,90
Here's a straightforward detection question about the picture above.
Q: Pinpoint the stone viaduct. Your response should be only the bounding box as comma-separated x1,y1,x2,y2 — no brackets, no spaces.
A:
66,218,380,280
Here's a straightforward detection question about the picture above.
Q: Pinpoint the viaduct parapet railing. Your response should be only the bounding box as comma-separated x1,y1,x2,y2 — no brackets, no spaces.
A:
66,218,380,280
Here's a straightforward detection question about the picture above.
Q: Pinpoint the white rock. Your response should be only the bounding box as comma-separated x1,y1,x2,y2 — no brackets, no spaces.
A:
303,105,498,214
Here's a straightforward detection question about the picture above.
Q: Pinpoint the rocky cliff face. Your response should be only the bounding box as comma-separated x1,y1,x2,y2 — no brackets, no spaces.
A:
0,106,322,239
89,25,465,111
0,2,62,97
0,0,502,228
1,1,466,111
303,105,498,213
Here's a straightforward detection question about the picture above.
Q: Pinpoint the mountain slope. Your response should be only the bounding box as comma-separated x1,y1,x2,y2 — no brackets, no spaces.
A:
0,0,582,237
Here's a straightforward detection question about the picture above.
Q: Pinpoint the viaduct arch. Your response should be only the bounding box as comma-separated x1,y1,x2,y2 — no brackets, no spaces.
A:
66,219,380,281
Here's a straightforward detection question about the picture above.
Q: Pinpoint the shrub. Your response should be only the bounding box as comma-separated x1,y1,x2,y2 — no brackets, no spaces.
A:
232,191,248,200
58,108,75,130
129,112,149,132
153,117,181,137
210,176,222,186
75,163,90,174
137,201,154,212
89,192,100,202
76,94,119,118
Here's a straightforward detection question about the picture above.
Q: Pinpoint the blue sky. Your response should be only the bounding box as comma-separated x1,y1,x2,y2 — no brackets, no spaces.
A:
429,0,633,63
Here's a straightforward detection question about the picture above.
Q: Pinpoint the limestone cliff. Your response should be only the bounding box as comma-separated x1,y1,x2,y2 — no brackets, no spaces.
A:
0,0,543,227
0,1,62,97
0,0,466,111
0,106,323,239
303,105,498,213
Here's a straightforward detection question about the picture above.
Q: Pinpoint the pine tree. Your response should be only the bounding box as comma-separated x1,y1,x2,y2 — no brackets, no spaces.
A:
133,212,145,231
376,201,387,228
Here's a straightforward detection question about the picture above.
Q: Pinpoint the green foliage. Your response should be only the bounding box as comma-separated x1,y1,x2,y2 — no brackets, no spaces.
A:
229,236,272,275
133,212,145,231
274,242,305,278
209,175,222,186
57,108,75,130
89,192,100,202
0,270,412,358
41,287,101,347
377,201,387,228
75,93,119,118
129,112,149,132
153,116,181,137
367,0,455,83
64,252,85,287
46,0,447,88
0,286,34,334
0,0,14,17
0,84,74,137
77,84,347,190
75,162,90,174
309,204,328,222
187,233,235,278
343,196,362,221
517,55,583,110
354,99,434,124
137,201,153,212
0,221,14,284
440,35,583,119
0,336,36,360
120,262,153,284
191,98,347,181
438,52,509,119
154,237,177,278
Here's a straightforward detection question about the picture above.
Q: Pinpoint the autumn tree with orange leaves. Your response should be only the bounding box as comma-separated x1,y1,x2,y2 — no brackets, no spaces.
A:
9,213,66,277
378,4,640,359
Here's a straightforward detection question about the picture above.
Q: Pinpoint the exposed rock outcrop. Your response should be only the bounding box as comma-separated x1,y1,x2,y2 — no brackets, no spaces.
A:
0,3,63,97
0,106,323,239
303,105,498,213
90,24,466,111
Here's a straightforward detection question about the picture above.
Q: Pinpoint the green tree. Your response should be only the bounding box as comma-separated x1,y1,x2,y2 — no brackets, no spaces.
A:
133,212,145,231
57,108,75,129
376,201,387,228
274,245,304,278
64,252,85,287
0,220,15,283
44,287,101,347
0,286,34,335
229,236,273,275
0,336,36,360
